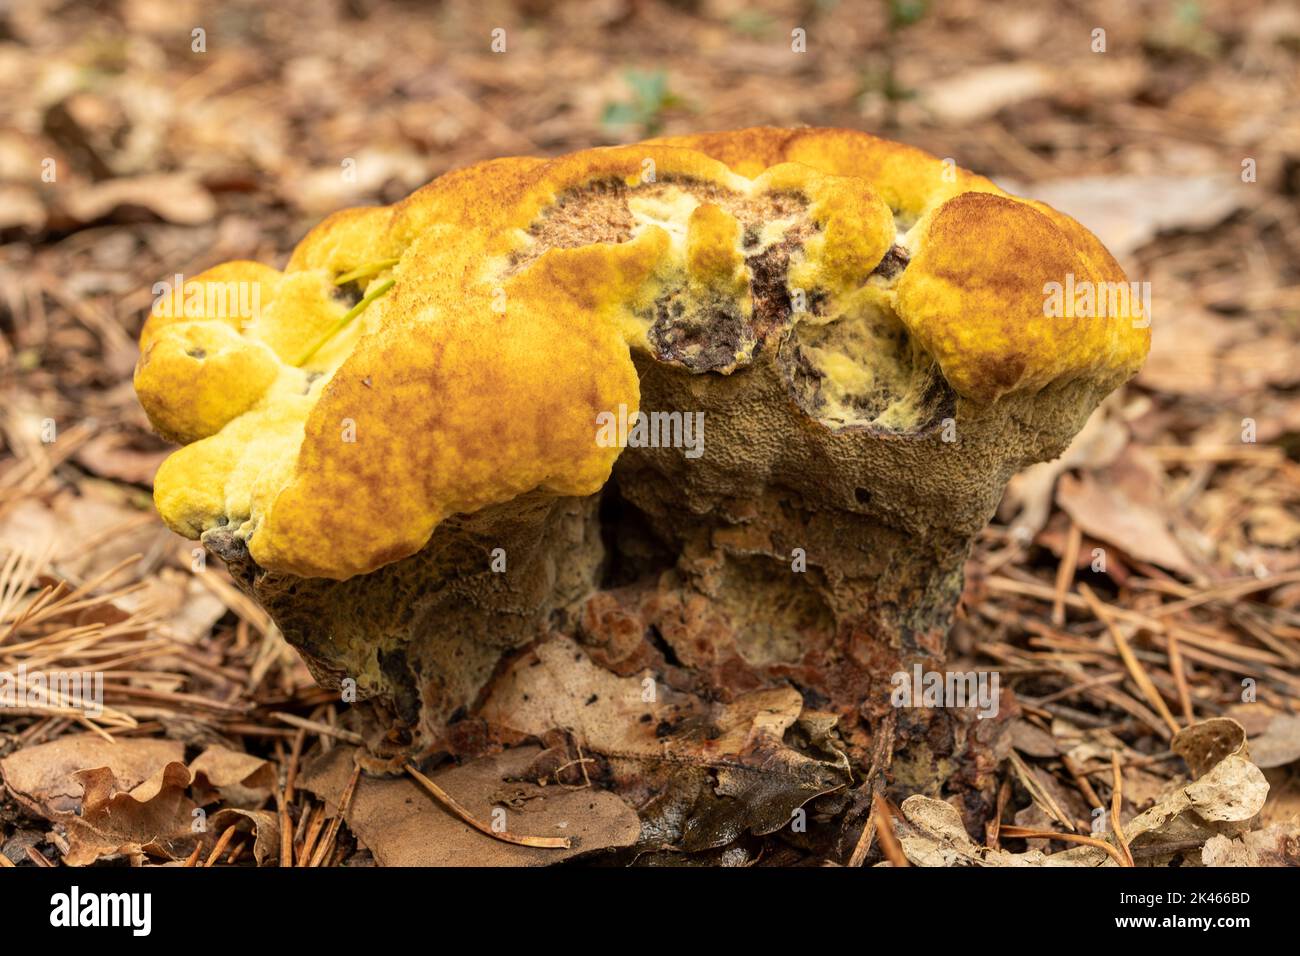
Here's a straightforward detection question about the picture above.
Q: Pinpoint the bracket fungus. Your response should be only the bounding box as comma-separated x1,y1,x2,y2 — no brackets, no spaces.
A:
135,127,1148,776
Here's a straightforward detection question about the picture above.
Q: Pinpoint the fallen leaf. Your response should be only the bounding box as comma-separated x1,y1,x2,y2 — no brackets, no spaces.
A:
1137,308,1239,396
1202,824,1300,866
1222,705,1300,773
478,635,705,758
1055,447,1197,575
999,402,1129,540
895,795,1057,866
921,63,1055,124
1010,719,1061,758
896,719,1269,866
191,745,276,809
1172,716,1249,778
0,734,184,817
209,808,281,866
1245,713,1300,769
0,488,160,583
300,744,640,866
62,761,198,866
281,148,430,215
72,431,169,485
0,735,280,865
116,569,228,645
479,637,849,851
61,173,216,225
1024,174,1246,259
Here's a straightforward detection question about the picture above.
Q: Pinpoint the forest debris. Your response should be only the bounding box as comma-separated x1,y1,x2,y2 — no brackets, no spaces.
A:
896,719,1271,866
478,636,704,758
0,734,184,816
201,809,279,866
1202,824,1300,866
998,403,1129,541
1171,716,1250,777
406,762,569,850
0,185,46,231
299,745,640,866
1008,723,1060,759
0,735,287,865
921,62,1055,123
0,490,160,584
873,794,909,867
1080,583,1181,736
71,431,169,485
1025,174,1245,259
895,795,1056,866
1008,750,1076,830
1111,720,1268,859
1233,708,1300,769
2,828,45,865
61,761,198,866
61,174,217,226
479,637,849,850
190,745,277,809
1057,450,1198,576
122,570,228,646
1110,751,1135,866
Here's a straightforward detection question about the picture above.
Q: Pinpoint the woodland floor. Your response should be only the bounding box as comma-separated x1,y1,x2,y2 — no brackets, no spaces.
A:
0,0,1298,867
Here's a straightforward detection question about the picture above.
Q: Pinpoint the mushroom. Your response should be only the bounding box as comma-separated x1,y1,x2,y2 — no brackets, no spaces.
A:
134,127,1148,763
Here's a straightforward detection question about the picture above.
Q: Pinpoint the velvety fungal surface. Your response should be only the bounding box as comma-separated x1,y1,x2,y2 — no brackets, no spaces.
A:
134,126,1149,765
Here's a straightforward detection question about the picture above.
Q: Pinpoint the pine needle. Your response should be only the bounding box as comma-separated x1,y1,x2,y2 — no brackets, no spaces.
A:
405,762,571,849
295,278,394,366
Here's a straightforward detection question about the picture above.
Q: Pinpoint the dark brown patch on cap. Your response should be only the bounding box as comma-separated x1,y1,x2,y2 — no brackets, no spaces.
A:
870,244,910,280
648,292,754,374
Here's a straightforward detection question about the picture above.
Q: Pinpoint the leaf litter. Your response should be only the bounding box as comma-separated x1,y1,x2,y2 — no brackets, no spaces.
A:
1,0,1298,868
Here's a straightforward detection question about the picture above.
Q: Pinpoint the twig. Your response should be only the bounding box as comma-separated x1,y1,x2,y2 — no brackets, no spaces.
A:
1110,751,1135,867
275,786,293,869
1061,753,1104,810
1027,670,1126,706
284,727,307,803
309,761,362,867
296,804,327,867
1166,632,1194,726
847,710,895,868
1148,570,1300,618
987,776,1011,850
272,712,364,745
204,826,238,867
1080,584,1180,736
999,826,1129,867
405,763,570,849
871,793,908,867
1008,751,1075,831
1052,521,1083,628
